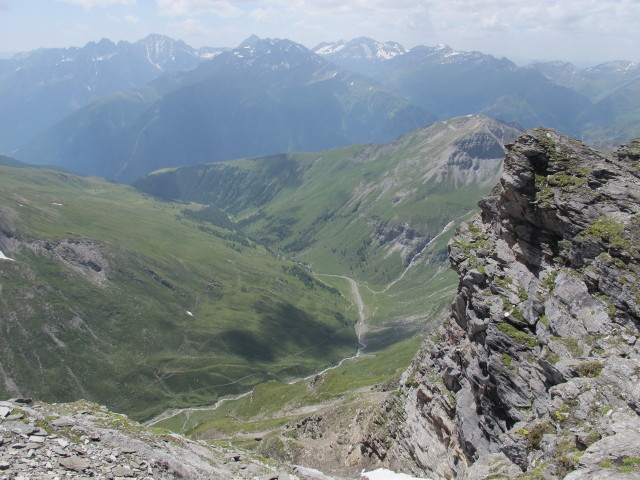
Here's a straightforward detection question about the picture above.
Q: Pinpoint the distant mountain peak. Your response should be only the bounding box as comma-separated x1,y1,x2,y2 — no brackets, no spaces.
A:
239,34,263,47
313,38,408,61
225,36,321,72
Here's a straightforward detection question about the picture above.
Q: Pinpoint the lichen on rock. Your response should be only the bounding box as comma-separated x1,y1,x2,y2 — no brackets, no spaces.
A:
382,129,640,479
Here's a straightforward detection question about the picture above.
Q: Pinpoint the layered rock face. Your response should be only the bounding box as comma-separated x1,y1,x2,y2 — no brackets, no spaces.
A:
384,130,640,479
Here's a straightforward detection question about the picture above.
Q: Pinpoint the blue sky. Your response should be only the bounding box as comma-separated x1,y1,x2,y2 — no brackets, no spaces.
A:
2,0,640,65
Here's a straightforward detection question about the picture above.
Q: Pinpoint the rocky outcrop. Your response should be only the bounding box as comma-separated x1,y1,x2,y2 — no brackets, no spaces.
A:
0,398,315,479
381,130,640,479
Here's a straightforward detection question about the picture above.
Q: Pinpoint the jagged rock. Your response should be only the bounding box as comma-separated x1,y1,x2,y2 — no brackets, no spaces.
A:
458,452,521,480
378,129,640,479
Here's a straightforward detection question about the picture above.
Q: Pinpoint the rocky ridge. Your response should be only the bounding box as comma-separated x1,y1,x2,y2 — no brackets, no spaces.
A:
367,130,640,479
0,398,327,480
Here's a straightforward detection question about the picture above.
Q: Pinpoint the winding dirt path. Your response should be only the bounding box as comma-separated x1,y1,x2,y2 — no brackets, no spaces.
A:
146,273,369,428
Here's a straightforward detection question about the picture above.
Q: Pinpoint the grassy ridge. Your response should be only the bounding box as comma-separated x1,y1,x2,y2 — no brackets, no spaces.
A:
0,166,358,420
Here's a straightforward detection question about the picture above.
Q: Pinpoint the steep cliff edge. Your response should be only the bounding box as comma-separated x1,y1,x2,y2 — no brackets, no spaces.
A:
378,130,640,479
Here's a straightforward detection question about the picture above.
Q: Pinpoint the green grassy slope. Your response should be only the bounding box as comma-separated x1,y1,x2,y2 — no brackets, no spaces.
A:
137,115,516,283
136,116,518,346
131,117,518,438
154,334,424,439
0,166,358,421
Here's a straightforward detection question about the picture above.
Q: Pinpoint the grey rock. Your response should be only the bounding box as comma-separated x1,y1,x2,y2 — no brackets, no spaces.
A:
0,406,10,418
460,452,522,480
24,442,44,449
4,421,37,436
380,131,640,479
565,467,639,480
50,416,75,427
58,455,91,471
111,465,135,477
4,413,24,420
0,398,300,479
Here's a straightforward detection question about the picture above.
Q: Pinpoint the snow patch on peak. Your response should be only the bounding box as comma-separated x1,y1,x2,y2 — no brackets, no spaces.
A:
315,42,347,55
376,43,405,60
314,39,407,61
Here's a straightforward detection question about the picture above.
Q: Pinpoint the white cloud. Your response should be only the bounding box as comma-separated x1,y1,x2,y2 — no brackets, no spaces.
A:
16,0,638,64
250,7,276,23
169,17,210,35
477,14,509,32
57,0,136,7
156,0,244,17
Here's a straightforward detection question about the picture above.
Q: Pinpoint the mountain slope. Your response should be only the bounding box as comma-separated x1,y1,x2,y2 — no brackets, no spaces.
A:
0,166,357,421
578,77,640,149
371,131,640,479
533,60,640,102
375,45,590,134
135,115,520,348
136,115,518,280
313,37,408,76
0,34,221,152
315,40,592,136
17,36,435,183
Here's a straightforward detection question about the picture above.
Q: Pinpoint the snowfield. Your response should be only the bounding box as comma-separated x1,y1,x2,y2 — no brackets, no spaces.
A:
0,250,15,261
361,469,433,480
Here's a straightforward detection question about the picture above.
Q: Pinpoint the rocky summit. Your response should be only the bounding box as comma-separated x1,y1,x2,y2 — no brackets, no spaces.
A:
0,398,325,480
367,130,640,479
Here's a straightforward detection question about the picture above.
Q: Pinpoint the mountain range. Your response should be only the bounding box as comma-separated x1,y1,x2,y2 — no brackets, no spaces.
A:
0,34,225,153
2,35,639,183
17,36,433,183
316,37,640,148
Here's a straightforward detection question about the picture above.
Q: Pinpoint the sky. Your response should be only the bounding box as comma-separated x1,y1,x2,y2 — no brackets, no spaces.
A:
1,0,640,65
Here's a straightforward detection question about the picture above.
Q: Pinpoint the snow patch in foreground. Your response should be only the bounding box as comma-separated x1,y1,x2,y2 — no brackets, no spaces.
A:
0,250,15,261
292,465,337,479
361,469,433,480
